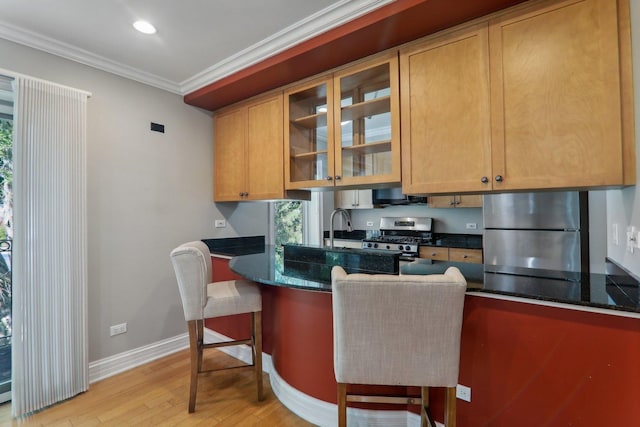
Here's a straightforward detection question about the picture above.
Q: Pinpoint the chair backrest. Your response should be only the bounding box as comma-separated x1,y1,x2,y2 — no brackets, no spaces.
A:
170,241,213,321
331,266,467,387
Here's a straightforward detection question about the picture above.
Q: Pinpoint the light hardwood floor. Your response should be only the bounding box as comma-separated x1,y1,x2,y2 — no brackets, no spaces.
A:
0,349,316,426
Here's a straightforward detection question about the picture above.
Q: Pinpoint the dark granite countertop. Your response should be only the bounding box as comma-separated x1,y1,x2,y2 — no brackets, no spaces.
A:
202,235,265,257
224,243,640,314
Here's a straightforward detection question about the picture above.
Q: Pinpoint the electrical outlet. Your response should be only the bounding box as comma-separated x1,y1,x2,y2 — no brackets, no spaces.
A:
456,384,471,402
466,223,477,230
110,323,127,337
214,219,226,228
612,223,619,246
627,226,636,253
366,221,374,227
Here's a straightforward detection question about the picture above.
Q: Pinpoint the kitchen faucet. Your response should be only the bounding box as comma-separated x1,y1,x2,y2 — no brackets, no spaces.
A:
329,208,353,248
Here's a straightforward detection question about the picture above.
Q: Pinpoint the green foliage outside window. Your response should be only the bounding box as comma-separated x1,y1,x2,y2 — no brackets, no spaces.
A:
0,119,11,340
275,201,302,246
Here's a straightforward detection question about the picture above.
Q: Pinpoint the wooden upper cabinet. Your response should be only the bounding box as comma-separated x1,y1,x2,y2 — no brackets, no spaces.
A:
400,24,492,195
214,107,246,201
428,194,483,208
489,0,634,190
333,53,401,187
214,92,292,201
285,52,401,190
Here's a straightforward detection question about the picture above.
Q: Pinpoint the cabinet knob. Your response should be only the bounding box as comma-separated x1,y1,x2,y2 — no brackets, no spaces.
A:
335,175,342,181
326,176,333,181
463,255,468,259
449,200,456,206
495,175,503,182
431,253,436,256
481,176,489,183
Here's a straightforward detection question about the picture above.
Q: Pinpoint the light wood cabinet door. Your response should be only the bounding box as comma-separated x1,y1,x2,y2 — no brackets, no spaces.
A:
418,246,449,261
285,53,401,190
428,194,483,208
455,195,483,208
246,94,285,200
285,75,335,190
214,93,288,201
214,107,246,201
489,0,630,190
334,189,373,209
427,194,482,208
449,248,483,264
334,52,401,187
400,24,492,195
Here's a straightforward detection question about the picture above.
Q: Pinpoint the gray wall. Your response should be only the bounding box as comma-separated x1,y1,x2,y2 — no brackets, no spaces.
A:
0,38,268,362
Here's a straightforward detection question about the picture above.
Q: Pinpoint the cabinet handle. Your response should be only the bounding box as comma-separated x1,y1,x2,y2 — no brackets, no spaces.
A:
495,175,503,182
326,176,333,181
431,253,437,256
481,176,489,183
335,175,342,181
449,200,456,206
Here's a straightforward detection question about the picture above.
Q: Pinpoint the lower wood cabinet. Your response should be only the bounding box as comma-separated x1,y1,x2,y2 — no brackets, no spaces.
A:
419,246,483,264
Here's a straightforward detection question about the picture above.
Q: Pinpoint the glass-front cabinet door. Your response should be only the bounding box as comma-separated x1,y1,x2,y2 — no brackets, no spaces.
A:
285,53,400,190
334,52,400,187
284,75,335,189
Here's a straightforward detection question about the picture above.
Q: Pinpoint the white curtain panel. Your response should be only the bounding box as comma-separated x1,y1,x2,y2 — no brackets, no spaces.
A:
11,76,89,417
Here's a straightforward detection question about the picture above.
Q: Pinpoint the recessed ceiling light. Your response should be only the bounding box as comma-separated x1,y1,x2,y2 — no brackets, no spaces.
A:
133,20,157,35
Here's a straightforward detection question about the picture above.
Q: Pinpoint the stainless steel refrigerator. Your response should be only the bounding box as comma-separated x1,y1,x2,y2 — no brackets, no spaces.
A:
483,191,589,285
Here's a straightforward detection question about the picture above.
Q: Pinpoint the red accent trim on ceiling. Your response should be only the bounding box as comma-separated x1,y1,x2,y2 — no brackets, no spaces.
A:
184,0,526,111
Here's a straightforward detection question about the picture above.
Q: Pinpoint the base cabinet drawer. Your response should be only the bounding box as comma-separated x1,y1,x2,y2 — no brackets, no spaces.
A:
449,248,483,264
419,247,483,264
418,247,449,261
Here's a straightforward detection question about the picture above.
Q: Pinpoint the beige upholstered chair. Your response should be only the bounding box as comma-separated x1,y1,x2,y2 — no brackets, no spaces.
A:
170,241,263,413
331,266,467,427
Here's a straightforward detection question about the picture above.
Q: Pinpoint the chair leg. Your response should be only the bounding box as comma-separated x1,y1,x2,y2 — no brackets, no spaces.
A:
253,311,264,401
196,319,204,372
445,386,457,427
187,320,200,413
421,386,436,427
337,382,347,427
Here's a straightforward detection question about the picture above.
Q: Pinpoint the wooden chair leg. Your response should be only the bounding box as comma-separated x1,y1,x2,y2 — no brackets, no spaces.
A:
187,320,200,413
196,319,204,372
337,382,347,427
445,386,457,427
421,386,436,427
253,311,264,401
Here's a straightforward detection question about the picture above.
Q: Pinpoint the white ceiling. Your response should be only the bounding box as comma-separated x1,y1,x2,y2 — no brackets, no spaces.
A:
0,0,393,95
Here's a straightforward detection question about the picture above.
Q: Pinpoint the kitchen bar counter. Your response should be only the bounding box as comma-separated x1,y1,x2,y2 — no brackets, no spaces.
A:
227,244,640,314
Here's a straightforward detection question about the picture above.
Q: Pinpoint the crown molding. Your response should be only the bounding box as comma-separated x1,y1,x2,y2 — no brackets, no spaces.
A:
0,0,392,97
178,0,394,95
0,20,181,94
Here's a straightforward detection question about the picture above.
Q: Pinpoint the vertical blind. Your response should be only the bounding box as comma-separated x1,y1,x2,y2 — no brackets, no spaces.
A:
11,76,89,417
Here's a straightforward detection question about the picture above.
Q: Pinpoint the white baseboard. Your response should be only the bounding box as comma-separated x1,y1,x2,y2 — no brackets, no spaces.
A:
88,333,189,383
89,329,443,427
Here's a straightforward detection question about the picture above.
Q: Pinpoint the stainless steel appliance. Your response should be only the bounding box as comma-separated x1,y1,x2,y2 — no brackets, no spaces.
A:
483,191,589,281
361,216,433,260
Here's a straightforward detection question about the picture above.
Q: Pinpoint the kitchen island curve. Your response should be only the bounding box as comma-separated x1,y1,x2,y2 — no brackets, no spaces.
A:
205,243,640,426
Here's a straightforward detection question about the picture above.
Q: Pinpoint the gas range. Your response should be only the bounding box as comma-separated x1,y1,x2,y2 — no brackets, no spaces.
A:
362,216,433,259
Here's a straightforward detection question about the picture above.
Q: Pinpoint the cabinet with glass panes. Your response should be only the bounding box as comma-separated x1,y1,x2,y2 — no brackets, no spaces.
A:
284,52,400,190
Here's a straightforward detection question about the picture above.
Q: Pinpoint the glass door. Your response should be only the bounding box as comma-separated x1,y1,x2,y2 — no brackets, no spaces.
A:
285,76,335,189
334,54,401,186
